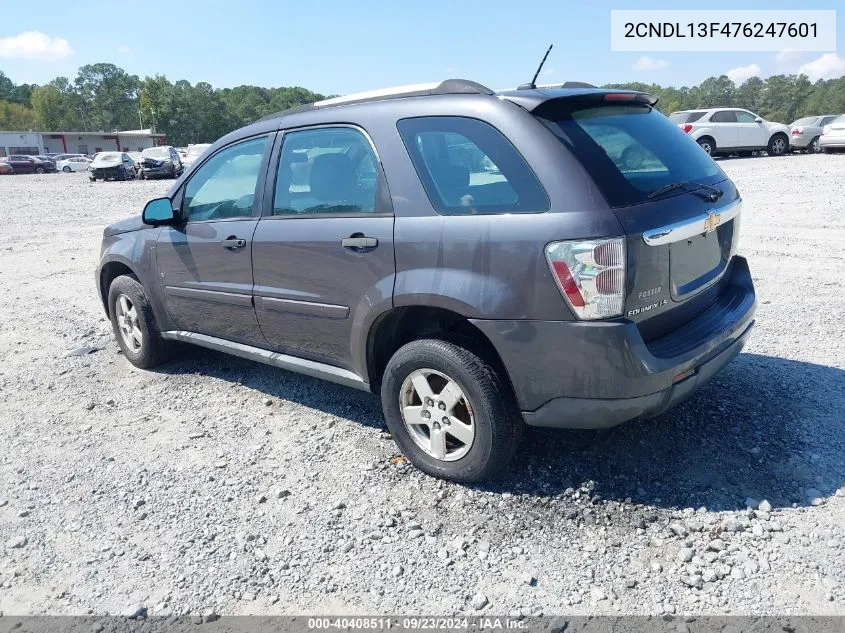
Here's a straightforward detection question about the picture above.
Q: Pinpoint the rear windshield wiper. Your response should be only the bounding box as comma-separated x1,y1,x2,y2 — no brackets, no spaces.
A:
648,180,723,201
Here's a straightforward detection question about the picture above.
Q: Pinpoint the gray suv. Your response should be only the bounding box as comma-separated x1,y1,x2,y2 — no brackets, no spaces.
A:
96,79,756,482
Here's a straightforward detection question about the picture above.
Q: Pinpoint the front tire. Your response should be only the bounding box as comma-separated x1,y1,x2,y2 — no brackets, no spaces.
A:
767,133,789,156
381,339,521,482
108,275,170,369
35,167,45,174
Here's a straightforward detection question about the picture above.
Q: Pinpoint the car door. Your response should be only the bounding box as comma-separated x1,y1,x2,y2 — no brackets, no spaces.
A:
252,125,395,373
11,156,34,173
154,135,272,345
735,110,766,148
708,111,739,148
120,153,135,176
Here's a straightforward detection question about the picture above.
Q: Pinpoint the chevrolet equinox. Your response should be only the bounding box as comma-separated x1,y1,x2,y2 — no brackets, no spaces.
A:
96,79,756,482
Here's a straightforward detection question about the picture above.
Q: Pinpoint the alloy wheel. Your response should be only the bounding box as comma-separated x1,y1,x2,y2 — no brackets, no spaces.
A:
115,294,143,353
399,369,475,462
772,137,786,155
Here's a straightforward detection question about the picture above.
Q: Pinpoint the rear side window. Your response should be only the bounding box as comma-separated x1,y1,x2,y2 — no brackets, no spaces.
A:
669,111,706,124
540,104,723,208
397,117,549,215
710,111,737,123
273,127,380,216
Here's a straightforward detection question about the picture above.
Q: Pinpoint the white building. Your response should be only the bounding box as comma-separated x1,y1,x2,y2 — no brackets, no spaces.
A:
0,129,167,157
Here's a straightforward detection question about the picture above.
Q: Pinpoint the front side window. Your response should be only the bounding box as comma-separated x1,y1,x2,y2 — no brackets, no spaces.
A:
397,117,548,215
183,136,268,222
273,127,380,216
710,111,737,123
735,111,758,123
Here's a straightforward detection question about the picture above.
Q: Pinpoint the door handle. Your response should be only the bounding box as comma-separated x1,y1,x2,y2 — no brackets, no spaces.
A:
341,236,378,250
221,236,247,251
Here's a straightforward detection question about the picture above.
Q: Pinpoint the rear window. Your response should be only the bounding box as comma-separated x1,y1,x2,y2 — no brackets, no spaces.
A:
669,111,706,124
792,117,818,126
541,104,723,208
397,117,549,215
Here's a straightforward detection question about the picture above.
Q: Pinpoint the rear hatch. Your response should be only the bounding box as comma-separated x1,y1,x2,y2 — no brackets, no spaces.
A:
531,94,741,341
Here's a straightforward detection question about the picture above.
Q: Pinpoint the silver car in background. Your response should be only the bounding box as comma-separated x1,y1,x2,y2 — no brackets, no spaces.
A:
790,115,840,153
820,115,845,153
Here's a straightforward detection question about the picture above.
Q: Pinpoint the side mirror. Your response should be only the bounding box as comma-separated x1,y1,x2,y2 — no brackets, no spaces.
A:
754,117,763,123
142,197,178,225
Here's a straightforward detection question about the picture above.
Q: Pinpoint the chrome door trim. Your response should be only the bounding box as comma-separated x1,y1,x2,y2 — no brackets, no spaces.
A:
643,199,742,246
160,330,369,391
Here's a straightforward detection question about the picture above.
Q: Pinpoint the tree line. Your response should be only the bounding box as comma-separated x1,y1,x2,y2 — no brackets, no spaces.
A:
0,64,326,146
2,63,845,146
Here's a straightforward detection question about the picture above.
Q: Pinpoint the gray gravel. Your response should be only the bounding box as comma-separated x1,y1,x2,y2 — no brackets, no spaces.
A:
0,155,844,616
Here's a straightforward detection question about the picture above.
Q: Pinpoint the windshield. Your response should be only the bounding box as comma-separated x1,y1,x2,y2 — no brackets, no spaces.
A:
142,147,170,158
542,104,724,208
94,153,121,162
669,111,707,124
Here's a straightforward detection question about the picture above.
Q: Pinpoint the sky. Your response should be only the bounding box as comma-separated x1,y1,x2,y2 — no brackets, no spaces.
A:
1,0,843,94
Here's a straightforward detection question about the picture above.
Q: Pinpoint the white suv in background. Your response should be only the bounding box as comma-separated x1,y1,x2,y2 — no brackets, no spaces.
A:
669,108,791,157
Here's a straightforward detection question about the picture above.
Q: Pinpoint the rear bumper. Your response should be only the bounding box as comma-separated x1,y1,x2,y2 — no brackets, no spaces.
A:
819,138,845,148
471,256,756,429
789,136,812,148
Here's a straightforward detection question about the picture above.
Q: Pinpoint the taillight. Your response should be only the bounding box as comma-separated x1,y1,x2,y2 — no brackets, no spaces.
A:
791,127,802,135
545,238,626,320
681,124,693,133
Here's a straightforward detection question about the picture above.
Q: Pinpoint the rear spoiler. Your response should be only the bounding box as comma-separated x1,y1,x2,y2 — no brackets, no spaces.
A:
499,88,659,112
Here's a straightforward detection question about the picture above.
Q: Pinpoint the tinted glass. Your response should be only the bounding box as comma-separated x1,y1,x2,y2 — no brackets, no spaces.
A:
710,111,737,123
183,136,268,221
669,111,707,123
819,116,837,126
273,127,379,216
735,111,758,123
541,104,723,208
398,117,548,215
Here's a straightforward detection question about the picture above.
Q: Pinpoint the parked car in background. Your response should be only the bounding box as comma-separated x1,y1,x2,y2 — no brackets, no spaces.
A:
820,115,845,153
96,80,756,482
57,156,93,173
127,152,142,170
0,160,13,175
789,115,840,153
669,108,791,157
35,155,58,169
89,152,137,181
52,153,86,162
1,155,57,174
138,146,183,179
182,143,212,168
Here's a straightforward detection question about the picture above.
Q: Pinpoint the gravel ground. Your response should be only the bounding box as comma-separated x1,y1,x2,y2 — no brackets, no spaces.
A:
0,155,843,618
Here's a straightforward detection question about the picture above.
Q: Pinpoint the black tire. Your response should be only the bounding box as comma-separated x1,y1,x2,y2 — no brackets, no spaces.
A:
767,133,789,156
807,137,820,154
35,166,45,174
62,166,72,173
139,170,146,180
107,274,170,369
89,176,97,182
381,338,522,482
697,137,715,156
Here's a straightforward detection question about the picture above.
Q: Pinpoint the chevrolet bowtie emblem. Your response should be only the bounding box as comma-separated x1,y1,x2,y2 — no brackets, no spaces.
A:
704,211,721,233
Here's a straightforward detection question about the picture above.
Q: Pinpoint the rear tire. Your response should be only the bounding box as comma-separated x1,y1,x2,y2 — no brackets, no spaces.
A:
381,339,522,482
697,137,715,156
767,133,789,156
807,137,820,154
107,274,170,369
62,166,72,173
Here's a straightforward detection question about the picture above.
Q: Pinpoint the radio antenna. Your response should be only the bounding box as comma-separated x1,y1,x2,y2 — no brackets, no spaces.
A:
518,44,553,90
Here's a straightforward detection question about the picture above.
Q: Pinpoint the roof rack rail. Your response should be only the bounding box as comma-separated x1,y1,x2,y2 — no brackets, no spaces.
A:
258,79,494,122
